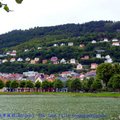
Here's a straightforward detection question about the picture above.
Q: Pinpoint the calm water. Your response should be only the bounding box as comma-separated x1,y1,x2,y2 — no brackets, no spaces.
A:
0,95,120,120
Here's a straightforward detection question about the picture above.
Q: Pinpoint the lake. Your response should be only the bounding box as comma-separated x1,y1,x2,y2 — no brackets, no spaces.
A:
0,95,120,120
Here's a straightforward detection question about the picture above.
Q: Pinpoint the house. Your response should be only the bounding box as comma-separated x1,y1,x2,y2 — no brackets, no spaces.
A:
23,71,38,77
112,42,120,46
2,59,8,63
53,44,58,47
96,54,101,59
68,42,73,46
103,38,109,42
30,60,37,64
17,58,23,62
6,51,10,55
85,70,96,79
60,58,66,64
91,63,98,69
105,58,113,63
79,74,85,80
10,50,17,56
112,38,118,42
76,64,83,70
10,58,16,62
25,57,31,62
91,40,96,44
24,49,29,52
42,59,48,64
35,74,45,83
79,44,85,48
34,57,39,62
81,55,90,60
70,59,76,64
105,55,110,59
50,57,58,62
38,47,42,50
60,43,65,46
61,71,72,77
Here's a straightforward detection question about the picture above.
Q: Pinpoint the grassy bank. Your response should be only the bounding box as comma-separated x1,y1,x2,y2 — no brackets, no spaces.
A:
0,92,120,97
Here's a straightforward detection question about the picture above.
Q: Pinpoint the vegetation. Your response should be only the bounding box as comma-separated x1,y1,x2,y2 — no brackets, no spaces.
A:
0,0,23,12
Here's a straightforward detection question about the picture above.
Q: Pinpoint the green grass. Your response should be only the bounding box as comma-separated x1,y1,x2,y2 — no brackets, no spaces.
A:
0,95,120,120
0,92,120,97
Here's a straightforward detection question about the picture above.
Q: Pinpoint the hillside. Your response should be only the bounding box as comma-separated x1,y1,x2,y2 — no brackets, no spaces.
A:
1,20,120,50
1,21,120,74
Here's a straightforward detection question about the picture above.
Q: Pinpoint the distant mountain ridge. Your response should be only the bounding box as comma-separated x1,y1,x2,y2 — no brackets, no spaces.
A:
1,20,120,49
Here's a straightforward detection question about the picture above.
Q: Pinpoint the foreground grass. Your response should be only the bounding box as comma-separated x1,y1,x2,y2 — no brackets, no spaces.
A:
0,95,120,120
0,92,120,97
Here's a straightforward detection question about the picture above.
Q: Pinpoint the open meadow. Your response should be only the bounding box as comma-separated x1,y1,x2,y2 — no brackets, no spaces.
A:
0,94,120,120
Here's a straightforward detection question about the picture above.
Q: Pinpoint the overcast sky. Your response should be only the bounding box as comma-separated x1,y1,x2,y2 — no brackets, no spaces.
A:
0,0,120,34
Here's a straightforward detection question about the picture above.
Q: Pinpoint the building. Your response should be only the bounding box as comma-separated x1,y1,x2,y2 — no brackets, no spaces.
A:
76,64,83,70
68,42,73,46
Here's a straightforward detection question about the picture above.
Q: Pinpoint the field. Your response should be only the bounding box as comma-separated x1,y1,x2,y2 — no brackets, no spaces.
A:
0,94,120,120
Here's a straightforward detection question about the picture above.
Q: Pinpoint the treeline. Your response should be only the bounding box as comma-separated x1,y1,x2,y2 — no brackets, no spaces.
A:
0,63,73,74
1,21,120,49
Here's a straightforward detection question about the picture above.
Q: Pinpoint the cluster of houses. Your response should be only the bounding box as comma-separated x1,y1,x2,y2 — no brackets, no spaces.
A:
0,38,118,66
0,70,96,84
91,38,120,46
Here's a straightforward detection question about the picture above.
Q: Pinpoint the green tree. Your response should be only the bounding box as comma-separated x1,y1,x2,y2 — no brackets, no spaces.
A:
82,78,94,92
96,63,113,87
71,79,81,92
0,80,4,89
26,80,34,88
66,80,72,92
91,79,102,91
35,81,41,92
20,80,26,88
53,80,63,91
108,74,120,91
10,80,19,92
0,0,23,12
42,81,50,91
5,80,11,88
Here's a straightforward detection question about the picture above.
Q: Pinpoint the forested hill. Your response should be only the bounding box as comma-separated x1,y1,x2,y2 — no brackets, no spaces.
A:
1,21,120,49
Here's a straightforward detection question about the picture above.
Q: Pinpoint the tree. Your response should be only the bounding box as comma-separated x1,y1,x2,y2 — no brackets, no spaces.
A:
5,80,11,88
10,80,19,92
108,74,120,91
35,81,41,92
66,80,72,92
82,78,94,92
0,0,23,12
53,80,63,92
96,63,113,87
42,81,50,91
20,80,26,88
0,80,4,89
71,79,81,92
91,79,102,91
26,80,34,88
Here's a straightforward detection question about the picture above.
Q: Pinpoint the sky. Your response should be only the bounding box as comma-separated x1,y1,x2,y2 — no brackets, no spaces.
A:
0,0,120,34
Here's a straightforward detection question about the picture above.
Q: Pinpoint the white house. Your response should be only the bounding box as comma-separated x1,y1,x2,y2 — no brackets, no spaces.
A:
60,58,66,64
96,54,101,59
105,55,110,59
103,38,109,42
70,59,76,64
25,58,31,62
10,58,16,62
68,42,73,46
112,42,120,46
91,40,96,44
112,38,118,42
2,59,8,63
17,58,23,62
53,44,58,47
76,64,83,70
60,43,65,46
105,58,113,63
